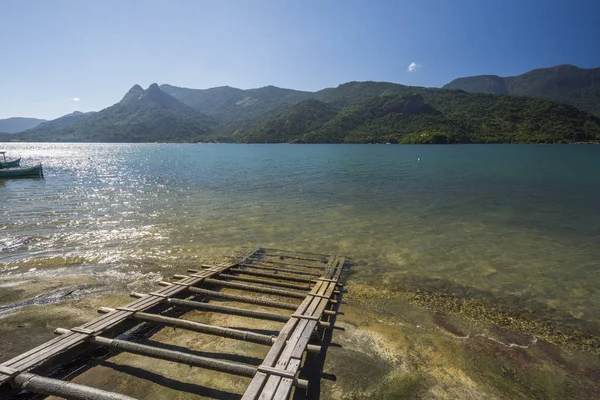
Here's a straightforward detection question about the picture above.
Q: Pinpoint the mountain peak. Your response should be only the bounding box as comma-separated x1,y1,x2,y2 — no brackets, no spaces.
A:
140,83,165,103
121,84,144,103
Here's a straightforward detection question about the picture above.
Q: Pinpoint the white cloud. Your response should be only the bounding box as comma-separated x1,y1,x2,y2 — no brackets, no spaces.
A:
71,97,81,101
407,62,421,73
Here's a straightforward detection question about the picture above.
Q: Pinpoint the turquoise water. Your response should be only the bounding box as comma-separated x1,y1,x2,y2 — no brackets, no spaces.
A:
2,143,600,322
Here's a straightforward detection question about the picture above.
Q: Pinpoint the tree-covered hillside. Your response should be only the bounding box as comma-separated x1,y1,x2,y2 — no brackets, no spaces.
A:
444,65,600,115
3,79,600,144
5,84,215,142
237,83,600,144
160,84,315,132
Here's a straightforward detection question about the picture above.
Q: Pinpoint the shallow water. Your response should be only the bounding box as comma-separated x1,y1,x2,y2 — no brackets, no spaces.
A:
1,143,600,325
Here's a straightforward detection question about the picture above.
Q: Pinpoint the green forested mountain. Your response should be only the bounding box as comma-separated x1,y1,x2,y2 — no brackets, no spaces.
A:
443,65,600,115
240,99,338,143
160,84,314,132
238,82,600,144
0,117,46,133
32,111,95,131
4,84,215,142
2,78,600,144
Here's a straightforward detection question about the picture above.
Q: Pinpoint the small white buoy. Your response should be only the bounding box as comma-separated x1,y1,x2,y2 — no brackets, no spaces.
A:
417,157,421,162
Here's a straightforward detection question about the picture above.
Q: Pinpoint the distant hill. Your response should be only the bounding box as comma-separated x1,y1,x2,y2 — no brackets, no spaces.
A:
443,65,600,115
32,111,95,131
3,79,600,144
160,84,315,132
0,117,46,133
238,82,600,144
6,84,215,142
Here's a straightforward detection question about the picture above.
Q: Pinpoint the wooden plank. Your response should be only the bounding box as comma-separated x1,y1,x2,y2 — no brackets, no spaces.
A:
271,358,302,400
243,371,268,400
272,284,329,366
260,248,330,258
242,279,329,399
239,263,322,277
256,365,296,379
254,287,327,399
227,268,316,283
246,258,327,270
187,287,299,310
242,281,325,399
243,256,345,399
213,273,312,291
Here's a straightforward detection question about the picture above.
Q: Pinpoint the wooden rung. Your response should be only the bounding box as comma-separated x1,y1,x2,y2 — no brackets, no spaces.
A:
246,258,327,270
203,278,307,299
70,327,95,335
167,297,290,322
201,264,229,269
316,278,340,284
0,365,18,377
239,263,320,277
187,287,298,311
257,365,297,379
217,273,311,291
291,314,321,321
229,268,316,283
169,281,190,287
309,293,333,299
260,248,330,258
149,292,168,298
116,307,137,313
77,336,260,380
12,372,137,400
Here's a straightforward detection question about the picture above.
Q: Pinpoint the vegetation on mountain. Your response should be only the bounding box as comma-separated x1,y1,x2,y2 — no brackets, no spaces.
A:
0,117,46,133
237,82,600,144
4,84,215,142
444,64,600,115
240,99,338,143
3,75,600,144
160,84,314,132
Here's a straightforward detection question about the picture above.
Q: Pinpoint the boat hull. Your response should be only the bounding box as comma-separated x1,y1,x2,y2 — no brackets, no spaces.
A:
0,164,43,179
0,158,21,168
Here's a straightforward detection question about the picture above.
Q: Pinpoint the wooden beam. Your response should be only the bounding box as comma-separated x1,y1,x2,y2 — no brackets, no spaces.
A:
203,272,312,291
96,310,322,353
10,372,138,400
54,329,309,388
238,263,321,277
185,287,300,310
226,267,317,284
172,276,307,299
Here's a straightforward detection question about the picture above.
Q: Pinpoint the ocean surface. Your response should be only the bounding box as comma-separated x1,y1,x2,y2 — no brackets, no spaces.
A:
2,143,600,323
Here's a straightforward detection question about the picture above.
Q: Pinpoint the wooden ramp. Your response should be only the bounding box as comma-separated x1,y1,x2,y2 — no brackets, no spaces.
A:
0,248,349,400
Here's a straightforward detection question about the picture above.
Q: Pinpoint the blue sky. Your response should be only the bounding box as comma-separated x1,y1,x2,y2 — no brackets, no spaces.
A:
1,0,599,119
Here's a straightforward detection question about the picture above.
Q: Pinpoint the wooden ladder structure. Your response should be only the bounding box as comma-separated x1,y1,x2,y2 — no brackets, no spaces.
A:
0,248,348,400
